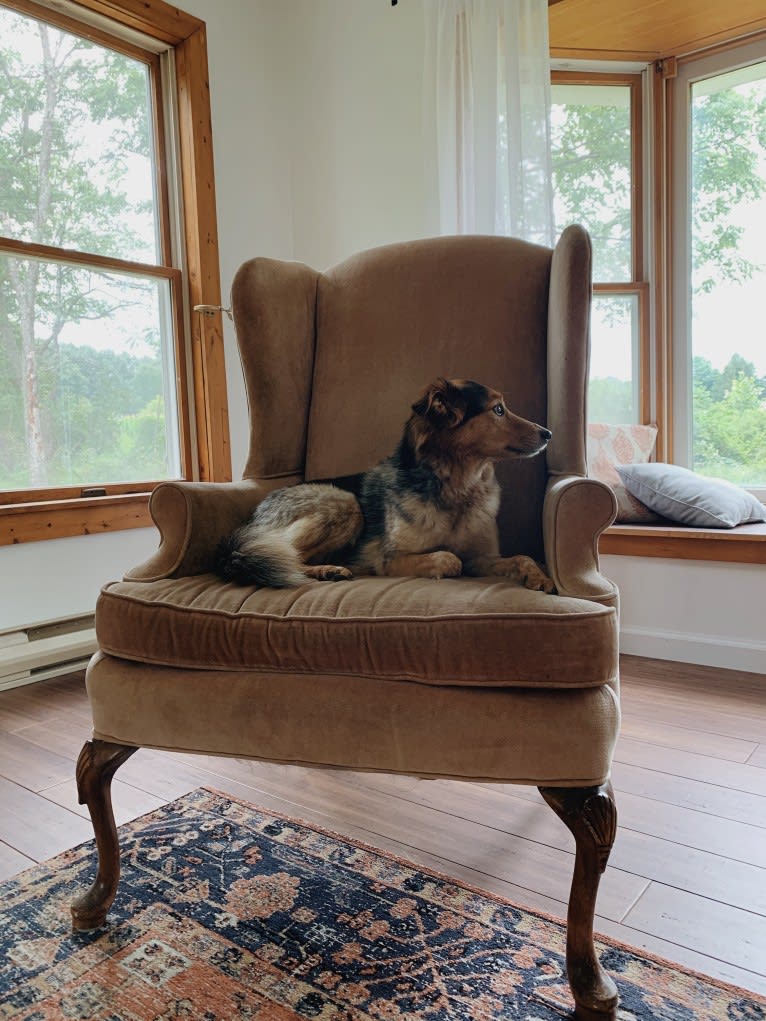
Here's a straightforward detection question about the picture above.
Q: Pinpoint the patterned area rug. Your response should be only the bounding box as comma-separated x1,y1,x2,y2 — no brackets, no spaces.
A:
2,788,764,1020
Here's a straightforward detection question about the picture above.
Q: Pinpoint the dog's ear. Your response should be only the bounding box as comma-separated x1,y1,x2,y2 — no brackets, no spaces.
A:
412,378,465,428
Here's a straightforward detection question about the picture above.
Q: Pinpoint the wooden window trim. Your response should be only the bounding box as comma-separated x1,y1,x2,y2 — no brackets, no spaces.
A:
557,63,766,566
551,70,644,279
0,0,230,546
551,72,649,420
600,522,766,564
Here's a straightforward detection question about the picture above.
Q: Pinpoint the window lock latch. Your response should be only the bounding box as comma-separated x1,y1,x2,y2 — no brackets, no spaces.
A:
193,304,233,320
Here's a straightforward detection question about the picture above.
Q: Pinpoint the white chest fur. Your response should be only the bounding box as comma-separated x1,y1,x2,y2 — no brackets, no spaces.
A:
388,463,500,556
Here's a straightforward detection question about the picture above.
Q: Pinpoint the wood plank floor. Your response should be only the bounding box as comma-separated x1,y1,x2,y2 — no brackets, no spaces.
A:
1,653,765,995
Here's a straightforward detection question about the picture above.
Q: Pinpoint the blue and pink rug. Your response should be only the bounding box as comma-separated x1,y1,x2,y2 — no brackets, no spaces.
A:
1,787,764,1019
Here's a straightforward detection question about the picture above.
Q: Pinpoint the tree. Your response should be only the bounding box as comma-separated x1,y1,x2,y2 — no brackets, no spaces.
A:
551,95,632,282
693,356,766,482
0,7,156,489
552,82,766,287
691,88,766,295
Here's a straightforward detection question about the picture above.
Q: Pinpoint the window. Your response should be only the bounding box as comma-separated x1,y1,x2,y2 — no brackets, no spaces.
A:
672,40,766,495
0,0,229,544
551,72,647,426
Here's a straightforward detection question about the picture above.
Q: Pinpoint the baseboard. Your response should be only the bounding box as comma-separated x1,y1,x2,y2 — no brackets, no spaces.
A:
620,625,766,674
0,616,97,691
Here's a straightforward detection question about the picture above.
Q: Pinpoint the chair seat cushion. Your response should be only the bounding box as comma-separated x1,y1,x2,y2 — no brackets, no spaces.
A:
97,574,617,688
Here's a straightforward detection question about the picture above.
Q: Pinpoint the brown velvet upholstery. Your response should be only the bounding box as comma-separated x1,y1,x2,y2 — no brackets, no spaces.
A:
76,227,623,1018
97,575,616,685
86,651,619,786
91,225,619,778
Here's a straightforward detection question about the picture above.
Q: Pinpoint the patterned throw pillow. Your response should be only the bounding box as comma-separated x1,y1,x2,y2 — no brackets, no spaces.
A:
587,423,660,523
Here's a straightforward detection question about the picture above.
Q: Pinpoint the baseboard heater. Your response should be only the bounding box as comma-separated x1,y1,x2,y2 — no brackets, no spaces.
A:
0,615,97,691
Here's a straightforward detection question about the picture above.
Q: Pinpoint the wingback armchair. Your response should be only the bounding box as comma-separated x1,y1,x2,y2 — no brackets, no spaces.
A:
73,226,620,1020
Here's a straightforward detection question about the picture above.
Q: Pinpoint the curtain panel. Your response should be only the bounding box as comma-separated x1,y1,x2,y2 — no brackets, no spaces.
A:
424,0,554,245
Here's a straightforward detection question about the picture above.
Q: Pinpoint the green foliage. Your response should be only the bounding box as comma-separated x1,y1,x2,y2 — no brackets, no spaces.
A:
550,93,631,281
0,7,167,489
691,88,766,294
692,356,766,484
587,356,766,485
556,78,766,486
0,12,153,260
0,341,169,488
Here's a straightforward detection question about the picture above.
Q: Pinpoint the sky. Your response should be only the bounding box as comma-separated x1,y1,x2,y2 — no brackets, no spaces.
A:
691,193,766,376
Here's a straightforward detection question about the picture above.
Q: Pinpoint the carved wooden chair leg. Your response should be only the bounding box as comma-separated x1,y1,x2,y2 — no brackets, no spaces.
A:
539,781,619,1021
71,738,138,932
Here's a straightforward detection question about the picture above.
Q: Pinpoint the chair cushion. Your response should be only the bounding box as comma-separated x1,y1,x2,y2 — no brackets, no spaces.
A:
96,575,617,689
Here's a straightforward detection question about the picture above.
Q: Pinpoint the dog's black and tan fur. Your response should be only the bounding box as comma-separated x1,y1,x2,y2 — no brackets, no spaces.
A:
216,378,555,592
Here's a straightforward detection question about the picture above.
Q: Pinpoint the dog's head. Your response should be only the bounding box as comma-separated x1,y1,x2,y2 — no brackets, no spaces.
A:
410,377,551,461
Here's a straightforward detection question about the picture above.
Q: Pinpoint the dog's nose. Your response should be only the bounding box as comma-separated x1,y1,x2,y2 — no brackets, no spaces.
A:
540,427,552,441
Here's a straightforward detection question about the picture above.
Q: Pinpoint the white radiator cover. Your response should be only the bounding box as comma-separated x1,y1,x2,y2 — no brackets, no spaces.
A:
0,616,97,691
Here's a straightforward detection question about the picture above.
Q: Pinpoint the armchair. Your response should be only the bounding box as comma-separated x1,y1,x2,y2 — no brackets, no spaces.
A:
73,226,620,1020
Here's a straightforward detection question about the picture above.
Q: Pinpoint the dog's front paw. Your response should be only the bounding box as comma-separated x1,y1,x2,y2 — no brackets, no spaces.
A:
523,568,556,594
492,555,556,594
427,551,463,579
305,565,353,582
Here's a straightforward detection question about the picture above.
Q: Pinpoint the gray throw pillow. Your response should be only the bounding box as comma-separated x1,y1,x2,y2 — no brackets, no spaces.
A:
616,463,766,528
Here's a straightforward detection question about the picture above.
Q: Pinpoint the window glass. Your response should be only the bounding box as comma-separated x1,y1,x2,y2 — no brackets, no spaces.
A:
588,293,640,424
0,5,183,494
0,255,180,489
690,61,766,487
551,83,632,282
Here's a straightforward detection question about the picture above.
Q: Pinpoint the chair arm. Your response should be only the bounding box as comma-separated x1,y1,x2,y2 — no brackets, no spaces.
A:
124,477,298,581
543,475,618,605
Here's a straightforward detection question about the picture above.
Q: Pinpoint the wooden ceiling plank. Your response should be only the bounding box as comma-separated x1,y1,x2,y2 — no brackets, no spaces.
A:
549,0,766,60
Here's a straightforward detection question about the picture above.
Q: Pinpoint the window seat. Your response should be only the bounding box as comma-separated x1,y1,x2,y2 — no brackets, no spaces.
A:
599,521,766,564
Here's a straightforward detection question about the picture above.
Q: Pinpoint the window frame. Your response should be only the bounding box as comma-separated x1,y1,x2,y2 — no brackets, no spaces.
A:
553,55,766,560
669,36,766,501
550,69,651,424
0,0,230,546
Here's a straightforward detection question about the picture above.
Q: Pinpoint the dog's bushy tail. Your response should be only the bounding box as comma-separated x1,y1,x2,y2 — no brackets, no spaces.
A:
215,526,307,588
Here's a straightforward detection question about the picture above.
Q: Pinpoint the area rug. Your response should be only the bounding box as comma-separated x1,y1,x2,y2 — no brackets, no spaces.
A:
1,789,764,1020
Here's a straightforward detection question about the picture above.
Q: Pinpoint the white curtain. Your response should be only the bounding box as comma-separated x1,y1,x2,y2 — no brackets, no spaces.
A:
424,0,554,246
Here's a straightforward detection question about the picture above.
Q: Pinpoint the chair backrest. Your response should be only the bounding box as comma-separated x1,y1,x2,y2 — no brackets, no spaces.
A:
230,227,592,561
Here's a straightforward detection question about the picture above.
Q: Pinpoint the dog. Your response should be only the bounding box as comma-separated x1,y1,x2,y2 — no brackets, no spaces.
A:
216,377,555,592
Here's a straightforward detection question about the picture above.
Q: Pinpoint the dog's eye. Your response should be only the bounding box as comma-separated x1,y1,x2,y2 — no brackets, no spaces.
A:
492,403,505,417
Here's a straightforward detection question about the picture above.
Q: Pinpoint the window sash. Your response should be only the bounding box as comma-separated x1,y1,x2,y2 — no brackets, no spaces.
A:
551,70,649,425
0,243,191,496
592,283,650,425
0,0,229,544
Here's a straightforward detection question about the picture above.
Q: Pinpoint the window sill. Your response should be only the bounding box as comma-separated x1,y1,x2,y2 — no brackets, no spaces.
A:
0,493,152,545
599,522,766,563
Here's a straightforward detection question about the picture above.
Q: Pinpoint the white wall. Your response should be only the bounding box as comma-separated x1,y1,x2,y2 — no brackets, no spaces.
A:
2,0,763,675
282,0,433,270
602,556,765,674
